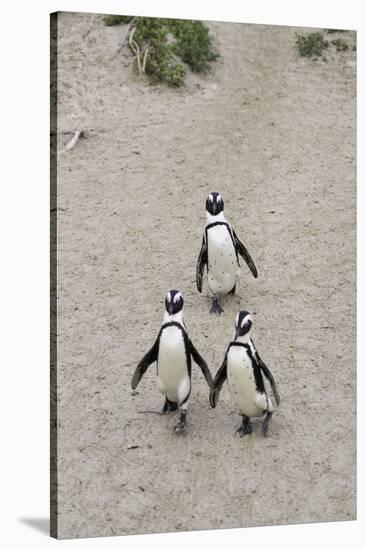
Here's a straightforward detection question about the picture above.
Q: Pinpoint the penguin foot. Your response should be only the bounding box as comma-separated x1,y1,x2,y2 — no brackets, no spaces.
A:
162,398,178,414
236,423,253,437
261,411,273,437
229,284,236,295
210,296,224,315
236,416,253,437
174,410,187,433
174,421,187,433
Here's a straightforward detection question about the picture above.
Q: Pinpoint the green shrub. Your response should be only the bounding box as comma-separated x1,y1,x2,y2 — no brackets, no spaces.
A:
295,32,329,57
102,15,134,26
169,19,219,72
103,15,219,86
331,38,349,51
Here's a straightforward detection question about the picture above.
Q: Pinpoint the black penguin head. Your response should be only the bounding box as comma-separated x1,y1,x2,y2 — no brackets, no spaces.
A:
235,310,253,339
165,290,184,315
206,192,224,216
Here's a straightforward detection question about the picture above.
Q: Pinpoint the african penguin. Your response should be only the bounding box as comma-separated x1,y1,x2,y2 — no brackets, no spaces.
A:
196,192,258,314
210,311,280,436
131,290,212,433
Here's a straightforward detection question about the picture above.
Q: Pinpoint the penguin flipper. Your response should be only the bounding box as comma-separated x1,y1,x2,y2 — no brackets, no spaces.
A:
209,353,228,408
189,340,212,388
254,349,280,406
196,235,207,293
131,338,159,390
233,229,258,278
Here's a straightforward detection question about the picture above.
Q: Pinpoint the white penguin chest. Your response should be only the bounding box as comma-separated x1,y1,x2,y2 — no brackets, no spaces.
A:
206,225,239,294
227,346,263,416
157,327,189,400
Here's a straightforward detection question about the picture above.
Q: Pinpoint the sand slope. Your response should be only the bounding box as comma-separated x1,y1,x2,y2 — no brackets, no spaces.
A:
55,13,356,538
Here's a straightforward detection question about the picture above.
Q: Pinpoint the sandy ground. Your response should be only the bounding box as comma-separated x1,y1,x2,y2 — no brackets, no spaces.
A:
54,12,357,539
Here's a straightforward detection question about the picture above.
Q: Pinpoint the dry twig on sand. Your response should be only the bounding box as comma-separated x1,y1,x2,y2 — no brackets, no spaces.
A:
142,47,149,73
57,129,85,161
128,26,149,75
116,17,137,55
64,130,84,152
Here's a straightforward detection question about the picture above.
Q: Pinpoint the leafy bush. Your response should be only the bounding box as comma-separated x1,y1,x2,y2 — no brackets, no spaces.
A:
102,15,219,87
103,15,134,26
169,19,219,72
295,32,329,57
331,38,349,51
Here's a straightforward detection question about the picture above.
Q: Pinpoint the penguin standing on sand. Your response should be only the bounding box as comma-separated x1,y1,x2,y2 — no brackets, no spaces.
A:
210,311,280,436
196,192,258,314
131,290,212,433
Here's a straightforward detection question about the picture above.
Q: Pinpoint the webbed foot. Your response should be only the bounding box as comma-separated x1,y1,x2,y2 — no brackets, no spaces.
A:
162,398,178,414
262,411,273,436
236,415,253,437
210,296,224,314
174,410,187,433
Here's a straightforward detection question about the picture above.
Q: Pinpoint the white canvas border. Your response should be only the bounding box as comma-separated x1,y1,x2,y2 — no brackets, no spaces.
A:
0,0,364,548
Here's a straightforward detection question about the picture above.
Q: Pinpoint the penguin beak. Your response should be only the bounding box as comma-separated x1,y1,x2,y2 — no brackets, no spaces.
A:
235,326,241,340
212,202,218,215
167,303,175,315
